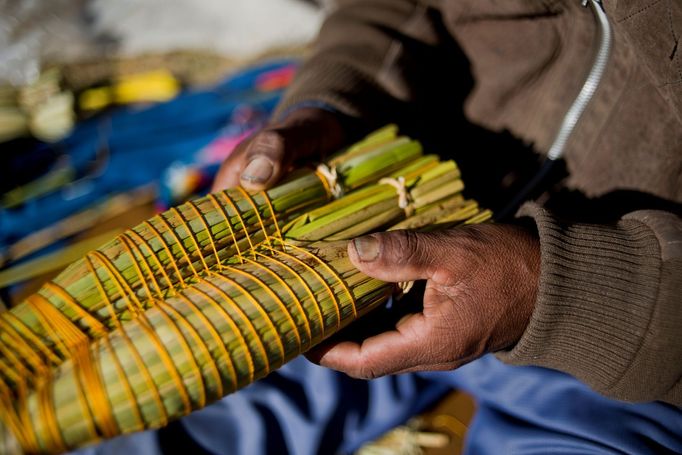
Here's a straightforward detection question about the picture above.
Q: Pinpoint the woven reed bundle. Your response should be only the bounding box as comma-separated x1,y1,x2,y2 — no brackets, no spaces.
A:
0,126,491,454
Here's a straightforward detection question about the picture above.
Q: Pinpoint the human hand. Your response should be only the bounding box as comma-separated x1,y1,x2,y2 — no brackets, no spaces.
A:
308,224,541,379
212,107,345,192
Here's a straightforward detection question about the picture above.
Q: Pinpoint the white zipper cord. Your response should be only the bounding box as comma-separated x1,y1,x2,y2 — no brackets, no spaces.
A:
547,0,612,160
496,0,612,219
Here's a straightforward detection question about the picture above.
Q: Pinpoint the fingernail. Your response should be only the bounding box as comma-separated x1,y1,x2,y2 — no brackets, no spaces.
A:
241,156,274,184
353,236,379,261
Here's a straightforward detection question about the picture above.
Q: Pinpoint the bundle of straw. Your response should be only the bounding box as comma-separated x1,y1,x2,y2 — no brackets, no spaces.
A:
0,126,490,454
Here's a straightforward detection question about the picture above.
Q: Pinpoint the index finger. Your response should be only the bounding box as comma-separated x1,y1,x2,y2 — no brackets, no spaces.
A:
307,313,431,379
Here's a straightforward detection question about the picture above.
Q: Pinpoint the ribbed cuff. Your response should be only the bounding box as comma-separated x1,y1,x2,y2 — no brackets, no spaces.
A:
497,203,664,401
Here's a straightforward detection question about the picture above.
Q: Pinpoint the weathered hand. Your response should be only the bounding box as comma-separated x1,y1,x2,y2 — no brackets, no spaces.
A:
308,224,541,379
212,107,345,192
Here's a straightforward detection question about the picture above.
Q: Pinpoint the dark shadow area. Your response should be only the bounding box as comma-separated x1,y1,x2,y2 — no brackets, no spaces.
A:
0,138,59,193
348,7,551,216
345,7,682,224
254,402,290,455
543,188,682,223
157,420,214,455
317,374,370,455
260,371,313,420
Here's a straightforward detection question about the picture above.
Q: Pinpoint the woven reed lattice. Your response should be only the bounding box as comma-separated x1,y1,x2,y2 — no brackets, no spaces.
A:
0,124,493,454
0,182,391,453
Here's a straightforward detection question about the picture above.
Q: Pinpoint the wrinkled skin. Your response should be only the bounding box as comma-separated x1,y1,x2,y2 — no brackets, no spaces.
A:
212,108,344,192
213,108,541,379
309,226,540,379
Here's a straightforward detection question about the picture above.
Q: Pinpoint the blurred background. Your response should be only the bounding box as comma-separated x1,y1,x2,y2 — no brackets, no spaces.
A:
1,0,327,85
0,0,326,303
0,2,473,453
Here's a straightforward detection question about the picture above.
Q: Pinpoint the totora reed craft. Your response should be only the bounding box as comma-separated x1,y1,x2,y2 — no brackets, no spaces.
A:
0,126,491,453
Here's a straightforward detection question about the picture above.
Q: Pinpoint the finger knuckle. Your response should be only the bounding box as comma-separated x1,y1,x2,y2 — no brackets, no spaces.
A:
389,230,426,266
356,364,380,380
248,129,286,160
348,352,383,380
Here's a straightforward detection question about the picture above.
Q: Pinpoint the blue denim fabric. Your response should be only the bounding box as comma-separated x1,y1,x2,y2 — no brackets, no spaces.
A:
76,355,682,455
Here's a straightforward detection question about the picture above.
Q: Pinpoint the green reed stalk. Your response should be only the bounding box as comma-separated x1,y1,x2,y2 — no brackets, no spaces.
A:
0,126,492,454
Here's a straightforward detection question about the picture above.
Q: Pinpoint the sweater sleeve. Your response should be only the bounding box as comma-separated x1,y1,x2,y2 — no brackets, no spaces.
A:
498,203,682,406
273,0,444,125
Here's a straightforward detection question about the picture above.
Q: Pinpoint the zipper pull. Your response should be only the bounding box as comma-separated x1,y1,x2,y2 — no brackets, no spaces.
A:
582,0,604,10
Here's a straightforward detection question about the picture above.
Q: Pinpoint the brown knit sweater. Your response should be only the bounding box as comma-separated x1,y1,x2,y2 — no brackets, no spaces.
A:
276,0,682,406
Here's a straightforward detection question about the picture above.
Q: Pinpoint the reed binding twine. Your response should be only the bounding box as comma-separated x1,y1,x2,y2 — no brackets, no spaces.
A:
316,163,344,199
0,125,490,453
379,176,413,217
0,188,366,453
379,176,415,294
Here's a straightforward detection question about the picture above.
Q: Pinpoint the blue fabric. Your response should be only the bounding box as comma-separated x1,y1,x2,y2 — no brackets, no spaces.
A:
0,60,296,251
422,356,682,454
76,355,682,455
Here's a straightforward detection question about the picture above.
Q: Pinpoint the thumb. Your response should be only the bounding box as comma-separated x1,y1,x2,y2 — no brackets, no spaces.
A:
212,107,345,192
212,125,321,192
238,128,293,191
348,230,439,283
240,109,346,191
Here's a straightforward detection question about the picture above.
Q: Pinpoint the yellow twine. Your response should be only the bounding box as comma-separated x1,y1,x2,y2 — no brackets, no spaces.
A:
171,207,211,273
116,235,157,301
212,271,285,370
274,238,356,321
77,342,120,438
226,263,302,355
315,164,343,198
152,300,208,408
185,200,222,267
25,295,82,358
125,229,174,294
156,299,227,398
260,243,336,335
236,187,273,250
1,312,61,365
156,212,201,279
92,250,145,312
206,193,244,264
0,380,40,452
71,346,107,442
86,254,169,425
37,378,67,453
180,285,253,384
218,191,256,257
379,176,414,217
84,255,122,329
0,317,49,376
0,338,29,383
42,282,107,337
143,220,187,286
100,336,145,432
117,324,170,426
119,232,165,298
259,191,284,242
88,251,143,316
0,186,361,454
136,313,193,415
254,253,314,349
